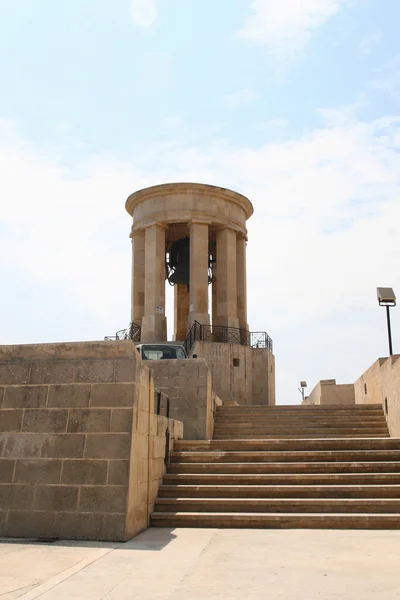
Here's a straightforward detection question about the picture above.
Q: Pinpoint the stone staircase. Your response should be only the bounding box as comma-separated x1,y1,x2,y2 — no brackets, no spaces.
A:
151,404,400,529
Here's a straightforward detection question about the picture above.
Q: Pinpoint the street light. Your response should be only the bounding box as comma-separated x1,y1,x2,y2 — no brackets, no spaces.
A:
377,287,396,356
298,380,307,401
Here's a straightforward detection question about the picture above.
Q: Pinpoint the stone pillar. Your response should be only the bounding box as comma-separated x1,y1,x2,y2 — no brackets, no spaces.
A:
188,221,210,328
174,284,190,340
141,223,167,342
236,234,248,332
212,270,218,328
215,227,239,329
131,229,145,328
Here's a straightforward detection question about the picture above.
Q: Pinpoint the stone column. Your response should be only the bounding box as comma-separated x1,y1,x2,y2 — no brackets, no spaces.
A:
188,221,210,328
215,227,239,329
212,270,218,328
141,223,167,342
174,284,190,340
236,234,248,332
130,229,145,329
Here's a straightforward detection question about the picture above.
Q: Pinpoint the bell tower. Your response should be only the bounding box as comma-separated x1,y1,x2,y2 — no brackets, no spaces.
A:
126,182,253,343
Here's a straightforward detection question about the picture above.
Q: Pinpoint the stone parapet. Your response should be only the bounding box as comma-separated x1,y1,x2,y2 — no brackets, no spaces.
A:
0,341,182,541
149,358,219,439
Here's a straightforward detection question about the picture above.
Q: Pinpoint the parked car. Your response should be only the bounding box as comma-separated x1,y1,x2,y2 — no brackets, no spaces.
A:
135,343,188,360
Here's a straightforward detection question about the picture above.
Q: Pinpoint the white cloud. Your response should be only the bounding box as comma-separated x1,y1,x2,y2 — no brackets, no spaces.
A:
1,107,400,403
130,0,157,28
359,30,381,54
236,0,351,60
318,93,368,126
223,88,258,108
371,55,400,96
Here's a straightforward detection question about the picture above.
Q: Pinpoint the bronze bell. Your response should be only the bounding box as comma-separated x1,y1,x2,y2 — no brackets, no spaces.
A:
167,237,190,286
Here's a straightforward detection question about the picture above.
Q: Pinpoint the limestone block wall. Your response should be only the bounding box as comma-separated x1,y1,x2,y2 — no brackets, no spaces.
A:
0,341,182,541
190,341,275,406
354,356,400,436
303,379,355,406
252,348,276,406
149,358,219,439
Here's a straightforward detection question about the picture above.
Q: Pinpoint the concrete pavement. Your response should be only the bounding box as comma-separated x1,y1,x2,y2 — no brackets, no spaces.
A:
1,528,400,599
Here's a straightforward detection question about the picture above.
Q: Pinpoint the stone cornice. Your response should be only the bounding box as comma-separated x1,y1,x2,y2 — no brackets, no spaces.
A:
125,182,254,220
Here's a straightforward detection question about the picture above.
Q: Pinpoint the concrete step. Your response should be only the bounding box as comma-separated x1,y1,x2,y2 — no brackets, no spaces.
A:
158,484,400,498
213,434,389,440
174,438,400,452
217,406,383,412
213,429,388,440
151,512,400,529
214,419,387,429
154,498,400,513
214,417,386,422
167,461,400,474
171,450,400,463
163,472,400,485
213,422,388,428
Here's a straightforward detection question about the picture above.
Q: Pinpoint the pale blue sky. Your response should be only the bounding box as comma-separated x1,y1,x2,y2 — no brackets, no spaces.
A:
1,0,399,403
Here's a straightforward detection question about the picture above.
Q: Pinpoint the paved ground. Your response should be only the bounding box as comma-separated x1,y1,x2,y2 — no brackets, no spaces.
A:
1,528,400,599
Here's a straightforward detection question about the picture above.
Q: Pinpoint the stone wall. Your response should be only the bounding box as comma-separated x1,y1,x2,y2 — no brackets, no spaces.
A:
252,348,276,406
354,356,400,437
0,341,182,541
303,379,355,406
190,341,275,406
149,358,221,439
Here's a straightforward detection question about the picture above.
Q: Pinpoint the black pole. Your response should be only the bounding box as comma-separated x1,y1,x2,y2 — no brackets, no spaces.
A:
386,305,393,356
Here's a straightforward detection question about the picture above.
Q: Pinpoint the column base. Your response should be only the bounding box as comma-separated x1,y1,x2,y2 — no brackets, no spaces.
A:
188,312,210,329
214,316,240,329
140,315,167,343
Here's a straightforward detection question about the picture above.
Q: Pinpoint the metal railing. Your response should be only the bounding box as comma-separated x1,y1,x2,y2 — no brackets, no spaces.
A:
184,321,273,356
104,322,141,343
155,388,170,419
155,388,171,465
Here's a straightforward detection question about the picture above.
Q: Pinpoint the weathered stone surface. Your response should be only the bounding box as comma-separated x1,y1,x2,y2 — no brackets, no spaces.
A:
47,383,91,407
103,513,127,541
0,484,34,509
55,512,104,540
15,459,62,484
61,459,108,485
107,460,130,485
35,484,79,511
0,363,30,385
90,383,136,407
79,485,128,513
67,409,111,433
111,409,133,433
41,434,85,458
0,458,15,483
6,510,56,538
30,361,75,385
84,434,131,459
22,409,68,433
0,409,23,432
74,360,115,383
3,385,48,408
0,341,183,542
0,433,42,458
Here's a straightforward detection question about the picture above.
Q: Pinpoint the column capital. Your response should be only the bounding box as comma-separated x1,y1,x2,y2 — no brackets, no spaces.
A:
142,220,168,230
214,223,245,236
189,218,212,227
130,226,145,238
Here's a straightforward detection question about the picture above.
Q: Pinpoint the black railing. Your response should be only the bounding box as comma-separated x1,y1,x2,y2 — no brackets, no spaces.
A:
104,322,141,343
155,388,170,419
184,321,273,356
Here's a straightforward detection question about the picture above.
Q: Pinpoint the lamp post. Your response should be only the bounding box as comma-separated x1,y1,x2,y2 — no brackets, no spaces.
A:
377,287,396,356
298,380,307,401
